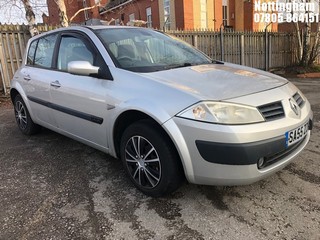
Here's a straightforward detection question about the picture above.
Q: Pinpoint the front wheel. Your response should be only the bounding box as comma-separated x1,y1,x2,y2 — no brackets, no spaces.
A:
120,120,184,197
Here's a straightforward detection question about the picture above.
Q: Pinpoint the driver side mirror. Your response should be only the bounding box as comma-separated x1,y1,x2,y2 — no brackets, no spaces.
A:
68,61,99,76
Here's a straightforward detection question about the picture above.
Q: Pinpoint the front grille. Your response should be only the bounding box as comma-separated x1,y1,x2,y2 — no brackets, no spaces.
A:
258,101,285,121
293,92,305,107
260,136,306,168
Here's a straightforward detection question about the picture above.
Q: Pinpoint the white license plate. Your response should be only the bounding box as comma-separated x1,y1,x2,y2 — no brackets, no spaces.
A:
285,122,309,147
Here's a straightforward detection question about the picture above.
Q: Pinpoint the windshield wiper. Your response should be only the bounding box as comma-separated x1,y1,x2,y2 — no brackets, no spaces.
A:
166,63,193,70
212,60,224,64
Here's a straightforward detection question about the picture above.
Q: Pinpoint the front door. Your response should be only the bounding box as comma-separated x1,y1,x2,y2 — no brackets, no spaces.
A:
49,33,111,149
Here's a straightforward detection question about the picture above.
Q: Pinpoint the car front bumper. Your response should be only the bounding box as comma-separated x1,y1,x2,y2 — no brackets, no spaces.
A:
162,107,313,186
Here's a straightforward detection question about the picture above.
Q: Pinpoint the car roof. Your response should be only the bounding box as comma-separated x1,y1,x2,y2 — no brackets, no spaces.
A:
28,25,144,42
41,25,146,35
85,25,139,30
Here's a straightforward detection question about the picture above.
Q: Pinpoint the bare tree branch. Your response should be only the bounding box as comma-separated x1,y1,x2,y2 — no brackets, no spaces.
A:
69,3,101,23
21,0,39,36
54,0,68,27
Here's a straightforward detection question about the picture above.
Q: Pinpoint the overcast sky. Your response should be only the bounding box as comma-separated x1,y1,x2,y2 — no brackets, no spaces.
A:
0,0,48,24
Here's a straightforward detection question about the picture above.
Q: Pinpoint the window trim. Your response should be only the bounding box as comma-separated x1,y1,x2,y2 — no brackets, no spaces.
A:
57,31,113,80
26,39,38,66
55,32,96,72
25,30,113,80
26,32,59,69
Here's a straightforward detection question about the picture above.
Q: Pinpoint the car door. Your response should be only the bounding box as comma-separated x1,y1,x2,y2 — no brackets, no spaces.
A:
50,32,112,150
22,33,59,128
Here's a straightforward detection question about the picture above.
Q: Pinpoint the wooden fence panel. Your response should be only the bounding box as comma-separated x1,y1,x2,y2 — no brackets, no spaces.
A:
0,25,316,95
0,24,58,95
167,30,299,71
0,25,30,95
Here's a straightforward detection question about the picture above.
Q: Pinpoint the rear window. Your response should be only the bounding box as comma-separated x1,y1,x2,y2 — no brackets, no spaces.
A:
26,33,58,69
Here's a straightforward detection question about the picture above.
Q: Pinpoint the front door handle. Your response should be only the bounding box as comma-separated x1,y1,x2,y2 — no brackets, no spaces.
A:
50,80,61,88
23,75,31,81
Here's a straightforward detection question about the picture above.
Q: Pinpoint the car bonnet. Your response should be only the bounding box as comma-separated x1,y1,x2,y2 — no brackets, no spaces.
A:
142,63,288,100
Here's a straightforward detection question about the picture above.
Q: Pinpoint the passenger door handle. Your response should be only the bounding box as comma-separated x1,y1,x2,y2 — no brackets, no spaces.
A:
23,75,31,81
50,80,61,88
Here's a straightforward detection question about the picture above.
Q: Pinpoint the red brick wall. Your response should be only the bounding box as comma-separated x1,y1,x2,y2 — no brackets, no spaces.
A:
228,0,235,29
88,0,108,19
101,0,159,28
214,0,223,30
46,0,84,25
183,0,194,30
46,0,108,25
174,0,194,30
278,22,316,32
244,2,253,31
174,0,184,29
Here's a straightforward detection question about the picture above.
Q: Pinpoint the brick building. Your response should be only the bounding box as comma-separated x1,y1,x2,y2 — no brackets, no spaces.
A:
100,0,277,31
100,0,220,30
44,0,108,25
45,0,277,31
100,0,160,28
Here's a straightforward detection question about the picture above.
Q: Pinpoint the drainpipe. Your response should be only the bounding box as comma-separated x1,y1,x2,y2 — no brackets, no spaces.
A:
83,0,89,20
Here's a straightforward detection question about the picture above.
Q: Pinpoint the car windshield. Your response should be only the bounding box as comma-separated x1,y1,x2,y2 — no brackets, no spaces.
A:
94,28,211,73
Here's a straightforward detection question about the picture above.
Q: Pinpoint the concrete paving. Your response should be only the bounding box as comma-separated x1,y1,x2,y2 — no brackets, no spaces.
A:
0,78,319,240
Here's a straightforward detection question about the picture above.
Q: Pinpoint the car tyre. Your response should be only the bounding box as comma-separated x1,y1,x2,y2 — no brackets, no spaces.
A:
120,120,184,197
13,95,41,135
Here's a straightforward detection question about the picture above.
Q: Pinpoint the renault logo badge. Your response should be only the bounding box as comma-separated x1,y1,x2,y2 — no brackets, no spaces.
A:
289,98,300,116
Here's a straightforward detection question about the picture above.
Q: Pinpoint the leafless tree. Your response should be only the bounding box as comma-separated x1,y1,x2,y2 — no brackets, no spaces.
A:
69,3,101,23
293,0,320,66
54,0,68,27
0,0,46,36
21,0,39,36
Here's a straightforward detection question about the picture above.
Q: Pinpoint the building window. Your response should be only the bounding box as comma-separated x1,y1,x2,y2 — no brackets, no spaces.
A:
164,0,170,30
200,0,207,29
222,0,228,27
146,7,152,28
129,13,135,22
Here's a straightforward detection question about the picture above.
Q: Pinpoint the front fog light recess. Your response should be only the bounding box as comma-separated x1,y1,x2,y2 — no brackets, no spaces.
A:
257,157,265,169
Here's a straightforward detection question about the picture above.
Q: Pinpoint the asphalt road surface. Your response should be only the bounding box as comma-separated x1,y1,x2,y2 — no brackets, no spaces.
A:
0,78,319,240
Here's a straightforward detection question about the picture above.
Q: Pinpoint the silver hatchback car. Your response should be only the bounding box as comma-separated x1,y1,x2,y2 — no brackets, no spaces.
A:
11,26,313,197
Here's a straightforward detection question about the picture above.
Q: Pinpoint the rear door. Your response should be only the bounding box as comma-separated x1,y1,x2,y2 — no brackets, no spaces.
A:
49,32,112,149
22,33,59,128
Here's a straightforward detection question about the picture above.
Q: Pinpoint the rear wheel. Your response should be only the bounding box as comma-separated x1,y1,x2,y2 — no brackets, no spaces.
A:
13,95,40,135
120,120,184,197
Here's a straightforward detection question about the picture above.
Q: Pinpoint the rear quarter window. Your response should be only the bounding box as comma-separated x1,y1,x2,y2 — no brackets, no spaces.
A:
27,40,37,65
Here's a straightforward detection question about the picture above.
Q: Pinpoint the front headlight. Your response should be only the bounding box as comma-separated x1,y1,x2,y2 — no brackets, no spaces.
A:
177,101,265,125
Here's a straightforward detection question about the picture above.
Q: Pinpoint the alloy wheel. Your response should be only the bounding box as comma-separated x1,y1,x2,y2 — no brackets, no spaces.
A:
14,101,27,130
124,136,161,188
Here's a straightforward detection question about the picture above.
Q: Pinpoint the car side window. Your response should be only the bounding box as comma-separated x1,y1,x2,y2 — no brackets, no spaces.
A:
57,36,94,71
27,40,38,65
34,34,58,68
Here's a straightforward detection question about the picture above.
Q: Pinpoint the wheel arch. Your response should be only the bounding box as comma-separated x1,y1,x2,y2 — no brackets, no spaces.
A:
113,110,162,157
113,110,184,177
10,88,20,103
10,87,37,124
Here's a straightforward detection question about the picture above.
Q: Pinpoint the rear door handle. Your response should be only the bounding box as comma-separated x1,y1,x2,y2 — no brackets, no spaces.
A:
50,80,61,88
23,75,31,81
